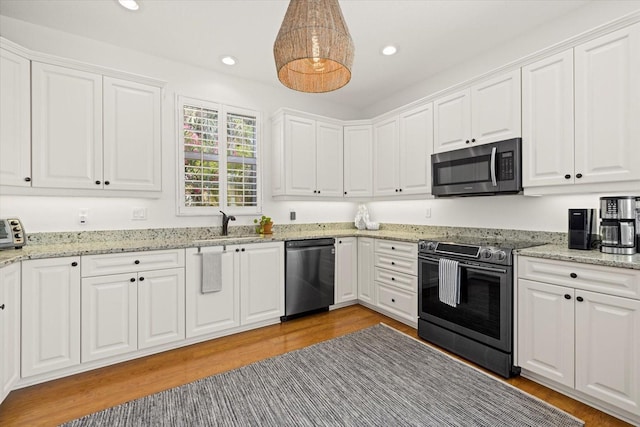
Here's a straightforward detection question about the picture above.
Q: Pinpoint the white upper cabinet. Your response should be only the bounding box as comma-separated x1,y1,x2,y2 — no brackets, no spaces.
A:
315,121,344,197
574,22,640,184
399,103,433,195
272,111,343,198
31,62,162,192
0,48,31,187
103,77,161,191
434,69,521,153
522,49,575,187
373,116,400,196
343,125,373,198
32,62,103,189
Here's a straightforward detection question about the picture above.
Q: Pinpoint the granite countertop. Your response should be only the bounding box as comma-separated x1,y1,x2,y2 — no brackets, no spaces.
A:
517,244,640,270
2,225,638,271
0,228,442,267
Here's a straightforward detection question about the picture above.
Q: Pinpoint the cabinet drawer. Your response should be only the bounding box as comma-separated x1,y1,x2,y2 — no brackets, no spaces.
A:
518,256,640,300
82,249,185,277
376,283,417,322
375,239,417,258
374,252,417,276
374,267,416,293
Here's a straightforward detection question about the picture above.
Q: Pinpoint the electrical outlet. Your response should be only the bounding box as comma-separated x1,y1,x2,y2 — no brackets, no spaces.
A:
132,207,147,220
290,209,296,221
79,208,88,225
425,208,432,219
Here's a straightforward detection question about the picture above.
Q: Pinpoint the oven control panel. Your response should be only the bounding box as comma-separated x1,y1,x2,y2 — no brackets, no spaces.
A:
418,240,513,266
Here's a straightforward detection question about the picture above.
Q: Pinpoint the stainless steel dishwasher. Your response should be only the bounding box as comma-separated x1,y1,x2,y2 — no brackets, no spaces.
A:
282,238,335,321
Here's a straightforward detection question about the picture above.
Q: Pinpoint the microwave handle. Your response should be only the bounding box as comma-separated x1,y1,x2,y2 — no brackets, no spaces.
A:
490,146,497,187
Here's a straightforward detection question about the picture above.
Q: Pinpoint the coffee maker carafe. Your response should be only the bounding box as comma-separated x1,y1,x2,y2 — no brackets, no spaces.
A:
599,196,637,255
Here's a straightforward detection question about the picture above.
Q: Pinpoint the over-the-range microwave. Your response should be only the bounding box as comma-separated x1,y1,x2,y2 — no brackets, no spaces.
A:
431,138,522,197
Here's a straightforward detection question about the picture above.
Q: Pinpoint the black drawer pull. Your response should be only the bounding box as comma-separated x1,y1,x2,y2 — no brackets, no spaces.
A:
576,296,584,302
391,298,396,303
391,261,395,265
236,248,240,252
139,277,145,281
564,174,571,179
71,262,78,267
241,248,245,252
24,177,31,182
391,277,395,281
564,294,571,300
570,273,577,278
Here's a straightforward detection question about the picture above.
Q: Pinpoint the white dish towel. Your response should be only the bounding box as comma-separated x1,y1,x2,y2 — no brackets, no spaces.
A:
438,258,461,307
201,251,223,293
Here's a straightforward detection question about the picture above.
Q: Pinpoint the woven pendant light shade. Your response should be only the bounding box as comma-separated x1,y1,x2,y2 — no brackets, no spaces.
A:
274,0,354,93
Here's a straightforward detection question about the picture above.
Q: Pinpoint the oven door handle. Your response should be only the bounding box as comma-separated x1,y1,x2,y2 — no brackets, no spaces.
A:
420,256,507,274
490,146,498,187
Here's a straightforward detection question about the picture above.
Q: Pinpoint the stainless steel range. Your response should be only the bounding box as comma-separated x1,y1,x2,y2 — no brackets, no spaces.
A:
417,238,540,378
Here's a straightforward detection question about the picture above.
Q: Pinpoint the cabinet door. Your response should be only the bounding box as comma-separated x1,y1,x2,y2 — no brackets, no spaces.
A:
185,247,239,338
335,237,358,303
103,77,162,191
522,50,575,188
285,115,316,196
32,62,103,189
471,69,521,145
343,125,373,197
574,23,640,184
81,273,137,362
21,257,81,377
434,89,471,153
575,290,640,416
0,48,31,187
517,279,574,388
315,121,343,197
138,268,185,349
373,117,399,196
0,263,20,404
240,242,284,325
357,238,375,305
399,103,433,194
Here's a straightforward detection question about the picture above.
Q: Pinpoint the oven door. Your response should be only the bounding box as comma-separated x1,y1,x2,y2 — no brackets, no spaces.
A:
418,254,513,352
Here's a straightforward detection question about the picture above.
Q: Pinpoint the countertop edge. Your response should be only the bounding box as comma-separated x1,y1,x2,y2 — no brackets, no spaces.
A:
516,244,640,270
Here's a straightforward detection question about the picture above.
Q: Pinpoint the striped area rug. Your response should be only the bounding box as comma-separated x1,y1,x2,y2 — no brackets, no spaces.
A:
62,324,583,426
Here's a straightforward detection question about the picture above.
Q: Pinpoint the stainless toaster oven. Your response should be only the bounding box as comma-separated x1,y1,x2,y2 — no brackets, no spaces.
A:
0,218,25,249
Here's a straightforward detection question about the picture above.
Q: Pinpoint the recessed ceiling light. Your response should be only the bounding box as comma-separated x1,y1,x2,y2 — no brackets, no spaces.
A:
118,0,139,11
221,56,237,66
382,45,398,56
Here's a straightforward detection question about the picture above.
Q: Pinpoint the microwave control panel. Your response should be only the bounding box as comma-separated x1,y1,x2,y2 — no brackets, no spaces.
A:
498,151,514,181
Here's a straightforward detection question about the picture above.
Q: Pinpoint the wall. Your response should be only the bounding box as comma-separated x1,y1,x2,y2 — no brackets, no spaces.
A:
1,7,639,235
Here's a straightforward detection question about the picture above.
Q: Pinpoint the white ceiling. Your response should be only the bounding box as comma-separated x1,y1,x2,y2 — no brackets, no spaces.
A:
0,0,596,110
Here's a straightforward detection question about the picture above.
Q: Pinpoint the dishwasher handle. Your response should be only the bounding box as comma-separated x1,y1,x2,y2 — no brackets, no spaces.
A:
285,238,335,248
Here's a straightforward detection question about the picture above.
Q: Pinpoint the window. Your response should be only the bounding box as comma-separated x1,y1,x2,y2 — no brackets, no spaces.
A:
177,96,261,215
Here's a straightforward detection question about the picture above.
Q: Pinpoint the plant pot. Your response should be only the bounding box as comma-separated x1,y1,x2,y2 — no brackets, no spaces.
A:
262,222,273,235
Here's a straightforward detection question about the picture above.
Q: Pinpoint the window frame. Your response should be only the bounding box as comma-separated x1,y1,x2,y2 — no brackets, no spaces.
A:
176,94,262,216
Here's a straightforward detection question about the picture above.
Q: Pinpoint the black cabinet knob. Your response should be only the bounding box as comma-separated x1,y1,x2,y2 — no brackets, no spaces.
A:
241,248,245,252
570,273,577,278
344,191,347,195
564,174,571,179
564,294,571,300
399,188,403,192
130,278,136,282
95,180,101,185
391,261,395,265
134,260,140,265
465,140,470,144
104,181,110,185
395,189,398,192
471,138,476,143
576,296,584,302
391,246,395,250
24,177,31,182
71,262,78,267
391,277,395,281
313,190,317,194
0,304,5,310
139,277,145,281
576,173,583,179
338,240,342,244
235,248,240,252
317,190,320,194
391,298,396,303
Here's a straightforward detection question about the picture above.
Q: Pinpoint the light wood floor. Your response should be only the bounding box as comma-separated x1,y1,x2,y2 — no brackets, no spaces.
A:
0,305,632,426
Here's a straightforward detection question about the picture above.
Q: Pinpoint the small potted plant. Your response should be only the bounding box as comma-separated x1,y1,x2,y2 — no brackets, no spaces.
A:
254,215,273,235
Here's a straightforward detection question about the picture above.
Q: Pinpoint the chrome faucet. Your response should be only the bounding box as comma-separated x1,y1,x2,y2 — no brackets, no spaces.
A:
220,210,236,236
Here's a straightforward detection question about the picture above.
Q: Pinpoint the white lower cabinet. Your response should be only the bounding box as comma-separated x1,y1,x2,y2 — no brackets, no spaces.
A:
357,237,375,305
186,242,284,338
80,250,185,363
373,239,418,325
1,263,21,404
335,237,358,304
518,256,640,421
21,257,81,378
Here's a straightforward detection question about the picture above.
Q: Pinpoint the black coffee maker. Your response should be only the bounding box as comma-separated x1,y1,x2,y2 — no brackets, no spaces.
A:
568,209,597,250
